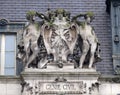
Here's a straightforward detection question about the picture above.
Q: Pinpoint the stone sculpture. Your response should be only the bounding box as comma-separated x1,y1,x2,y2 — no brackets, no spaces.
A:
17,9,101,69
72,12,101,68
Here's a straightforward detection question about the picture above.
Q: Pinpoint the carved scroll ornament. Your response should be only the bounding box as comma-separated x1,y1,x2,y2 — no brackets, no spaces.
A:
17,9,102,69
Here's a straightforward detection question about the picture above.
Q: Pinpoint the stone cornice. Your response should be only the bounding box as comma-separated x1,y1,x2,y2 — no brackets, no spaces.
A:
0,73,120,83
0,75,21,83
98,75,120,83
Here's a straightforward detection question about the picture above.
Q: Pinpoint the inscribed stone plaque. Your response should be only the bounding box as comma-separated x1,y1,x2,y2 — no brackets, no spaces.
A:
39,81,86,94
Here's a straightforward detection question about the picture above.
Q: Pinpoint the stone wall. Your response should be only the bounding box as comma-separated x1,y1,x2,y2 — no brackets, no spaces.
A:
99,83,120,95
0,76,21,95
0,73,120,95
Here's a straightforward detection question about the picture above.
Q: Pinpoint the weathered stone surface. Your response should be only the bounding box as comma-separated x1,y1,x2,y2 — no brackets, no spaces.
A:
21,69,100,95
0,76,21,95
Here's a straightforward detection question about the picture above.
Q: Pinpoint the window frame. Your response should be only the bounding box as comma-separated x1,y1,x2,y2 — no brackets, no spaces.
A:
0,19,25,75
0,33,16,75
111,1,120,74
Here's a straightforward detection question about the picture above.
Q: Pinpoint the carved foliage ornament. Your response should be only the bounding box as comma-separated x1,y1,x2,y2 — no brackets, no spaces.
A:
0,19,8,26
21,79,88,95
21,78,100,95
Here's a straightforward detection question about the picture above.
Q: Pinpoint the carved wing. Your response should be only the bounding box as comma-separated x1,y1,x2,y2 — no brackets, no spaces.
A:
42,25,52,54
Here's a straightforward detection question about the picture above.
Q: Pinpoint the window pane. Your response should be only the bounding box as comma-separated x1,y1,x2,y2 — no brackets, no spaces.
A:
4,68,15,75
0,26,7,32
5,35,15,51
5,52,15,67
5,35,16,75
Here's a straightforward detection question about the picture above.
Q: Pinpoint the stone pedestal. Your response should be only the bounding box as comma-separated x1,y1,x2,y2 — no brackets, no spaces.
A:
47,62,74,69
21,68,100,95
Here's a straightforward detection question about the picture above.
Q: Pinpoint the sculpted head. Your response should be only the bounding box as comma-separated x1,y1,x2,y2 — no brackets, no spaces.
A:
84,12,94,23
54,9,70,21
26,11,36,23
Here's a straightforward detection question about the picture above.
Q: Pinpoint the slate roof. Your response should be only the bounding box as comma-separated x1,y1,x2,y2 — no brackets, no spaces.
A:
0,0,114,75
